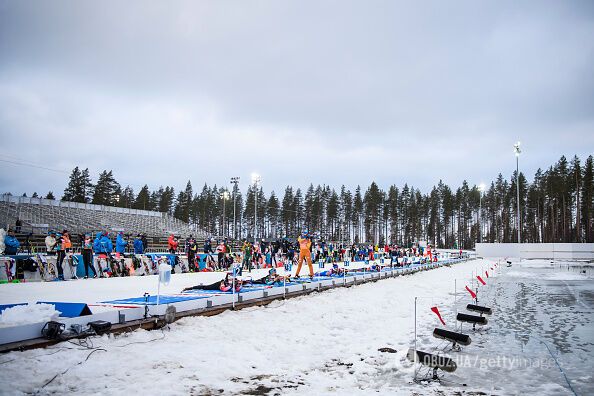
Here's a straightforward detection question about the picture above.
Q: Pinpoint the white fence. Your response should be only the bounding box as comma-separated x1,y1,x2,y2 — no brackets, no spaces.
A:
476,243,594,260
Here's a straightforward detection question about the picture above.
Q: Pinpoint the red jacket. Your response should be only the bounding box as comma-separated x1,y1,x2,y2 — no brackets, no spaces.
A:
168,235,178,251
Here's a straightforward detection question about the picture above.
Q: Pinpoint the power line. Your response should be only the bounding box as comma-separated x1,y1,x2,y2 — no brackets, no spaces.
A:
0,158,68,174
0,155,154,193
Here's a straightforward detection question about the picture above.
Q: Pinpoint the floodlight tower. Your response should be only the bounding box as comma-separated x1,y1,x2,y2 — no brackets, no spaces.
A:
221,190,230,237
251,173,261,243
478,183,486,243
513,141,522,244
230,177,240,239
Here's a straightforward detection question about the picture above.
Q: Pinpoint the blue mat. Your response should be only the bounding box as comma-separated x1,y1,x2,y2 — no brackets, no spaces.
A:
103,294,209,305
102,261,454,306
37,301,93,317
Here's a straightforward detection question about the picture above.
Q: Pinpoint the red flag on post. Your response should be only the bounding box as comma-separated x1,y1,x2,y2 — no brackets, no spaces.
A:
465,285,477,299
431,306,446,326
477,275,486,285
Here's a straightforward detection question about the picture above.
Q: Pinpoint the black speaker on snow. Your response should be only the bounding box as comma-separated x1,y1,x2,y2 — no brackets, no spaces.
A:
466,304,493,315
433,328,471,346
456,313,488,325
407,348,457,373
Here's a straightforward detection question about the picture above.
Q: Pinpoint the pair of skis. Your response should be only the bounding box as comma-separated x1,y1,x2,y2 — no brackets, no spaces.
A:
3,258,16,282
66,254,79,280
35,254,59,281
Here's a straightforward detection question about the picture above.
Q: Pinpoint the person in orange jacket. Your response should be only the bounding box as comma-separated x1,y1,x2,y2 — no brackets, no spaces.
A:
168,233,178,253
295,230,314,279
61,230,72,250
55,230,72,280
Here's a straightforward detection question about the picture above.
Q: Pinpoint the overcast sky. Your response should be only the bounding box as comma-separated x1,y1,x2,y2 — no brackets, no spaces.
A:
1,0,593,198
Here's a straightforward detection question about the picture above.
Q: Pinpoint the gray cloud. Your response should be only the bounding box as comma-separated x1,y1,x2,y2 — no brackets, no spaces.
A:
1,0,593,197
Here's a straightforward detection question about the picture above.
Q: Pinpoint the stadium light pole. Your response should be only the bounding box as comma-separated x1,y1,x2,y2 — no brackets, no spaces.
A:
230,177,240,239
478,183,485,244
221,190,230,238
251,173,261,243
513,142,522,244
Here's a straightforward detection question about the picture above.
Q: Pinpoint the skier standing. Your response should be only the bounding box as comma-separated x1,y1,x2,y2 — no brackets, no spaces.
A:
93,232,113,277
45,231,57,255
186,236,197,271
81,233,97,279
54,231,67,280
295,231,314,279
133,234,144,254
204,238,214,262
241,239,253,272
140,233,148,252
168,234,179,273
216,240,226,269
116,232,128,256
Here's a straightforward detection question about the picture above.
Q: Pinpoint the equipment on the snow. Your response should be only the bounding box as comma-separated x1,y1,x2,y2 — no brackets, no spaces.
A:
4,258,15,282
36,254,56,281
140,255,152,275
466,304,493,315
88,320,112,335
67,254,79,279
95,255,109,278
456,313,488,330
407,348,457,378
120,257,130,277
432,328,471,350
132,255,141,270
41,321,66,340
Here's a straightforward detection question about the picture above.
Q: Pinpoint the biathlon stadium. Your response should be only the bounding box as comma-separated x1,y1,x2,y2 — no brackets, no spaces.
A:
2,2,594,395
1,193,593,395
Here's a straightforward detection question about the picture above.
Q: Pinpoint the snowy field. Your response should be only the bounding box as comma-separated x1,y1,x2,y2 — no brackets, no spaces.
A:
0,258,592,395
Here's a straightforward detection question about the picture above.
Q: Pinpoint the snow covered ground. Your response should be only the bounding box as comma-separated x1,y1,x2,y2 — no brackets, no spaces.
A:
0,258,592,395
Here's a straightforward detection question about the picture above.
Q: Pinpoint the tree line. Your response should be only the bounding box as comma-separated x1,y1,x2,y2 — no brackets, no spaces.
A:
22,154,594,248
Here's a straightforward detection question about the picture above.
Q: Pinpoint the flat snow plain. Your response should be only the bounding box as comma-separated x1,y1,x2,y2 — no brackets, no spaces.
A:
0,258,592,395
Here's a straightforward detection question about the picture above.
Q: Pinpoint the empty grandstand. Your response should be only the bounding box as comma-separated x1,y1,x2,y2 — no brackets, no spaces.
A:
0,194,200,239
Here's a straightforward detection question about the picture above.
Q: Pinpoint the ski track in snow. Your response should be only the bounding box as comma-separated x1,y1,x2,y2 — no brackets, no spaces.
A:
0,258,593,395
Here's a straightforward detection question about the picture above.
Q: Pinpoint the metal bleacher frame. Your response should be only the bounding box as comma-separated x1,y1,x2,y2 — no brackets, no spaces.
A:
0,194,199,241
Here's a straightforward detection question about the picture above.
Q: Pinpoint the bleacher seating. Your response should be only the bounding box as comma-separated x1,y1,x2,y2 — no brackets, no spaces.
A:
0,195,203,242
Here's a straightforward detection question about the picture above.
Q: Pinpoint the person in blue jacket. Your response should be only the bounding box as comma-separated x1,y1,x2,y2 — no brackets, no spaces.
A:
4,229,20,255
93,231,113,254
115,232,128,255
133,234,144,254
92,232,101,252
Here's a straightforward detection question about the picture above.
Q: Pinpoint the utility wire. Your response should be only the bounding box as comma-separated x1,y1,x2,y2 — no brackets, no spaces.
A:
0,158,68,174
